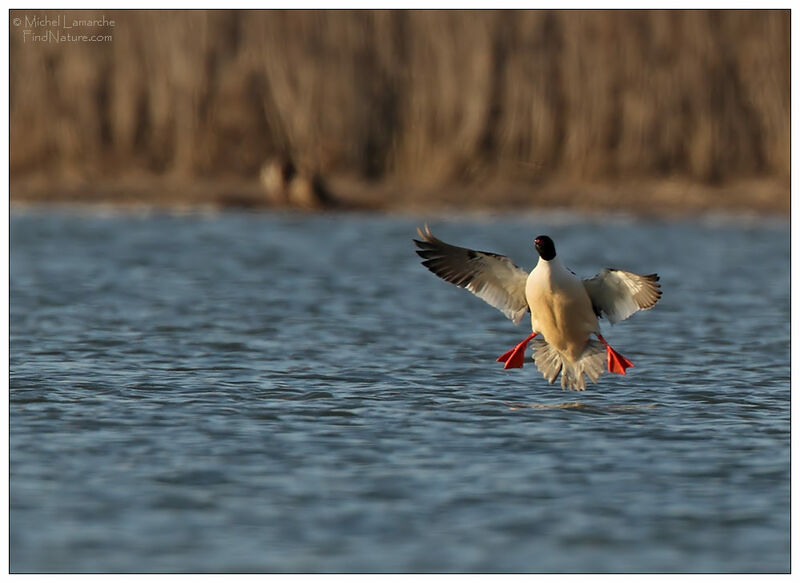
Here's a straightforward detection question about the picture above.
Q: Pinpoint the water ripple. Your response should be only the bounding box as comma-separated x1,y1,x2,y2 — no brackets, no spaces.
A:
10,210,789,573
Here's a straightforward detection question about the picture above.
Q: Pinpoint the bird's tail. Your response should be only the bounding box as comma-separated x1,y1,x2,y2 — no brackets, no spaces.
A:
532,338,606,391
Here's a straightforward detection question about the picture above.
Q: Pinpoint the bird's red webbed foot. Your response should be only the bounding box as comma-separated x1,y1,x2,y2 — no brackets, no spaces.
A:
497,332,538,370
597,334,634,375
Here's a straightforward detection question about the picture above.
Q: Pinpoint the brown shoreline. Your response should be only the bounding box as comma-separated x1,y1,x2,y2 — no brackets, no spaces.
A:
10,175,789,218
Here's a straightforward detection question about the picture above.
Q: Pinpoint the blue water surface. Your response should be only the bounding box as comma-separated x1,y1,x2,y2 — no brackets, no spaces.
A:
10,208,790,573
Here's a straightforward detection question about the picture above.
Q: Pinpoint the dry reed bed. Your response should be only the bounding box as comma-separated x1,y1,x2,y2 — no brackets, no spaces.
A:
10,10,790,209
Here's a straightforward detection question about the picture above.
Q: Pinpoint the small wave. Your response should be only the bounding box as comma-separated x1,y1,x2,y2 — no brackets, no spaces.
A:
504,401,657,412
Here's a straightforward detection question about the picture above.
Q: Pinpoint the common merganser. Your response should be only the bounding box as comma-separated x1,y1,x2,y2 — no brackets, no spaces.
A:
413,226,662,391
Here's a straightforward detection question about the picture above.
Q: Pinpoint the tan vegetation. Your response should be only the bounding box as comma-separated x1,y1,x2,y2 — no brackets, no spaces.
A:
10,10,790,213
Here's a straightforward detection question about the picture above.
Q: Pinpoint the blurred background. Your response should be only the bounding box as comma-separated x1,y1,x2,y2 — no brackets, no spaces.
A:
10,10,791,574
10,9,790,214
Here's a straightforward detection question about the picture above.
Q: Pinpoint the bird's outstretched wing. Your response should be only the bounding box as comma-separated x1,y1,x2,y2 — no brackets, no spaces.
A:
582,269,662,324
413,225,529,324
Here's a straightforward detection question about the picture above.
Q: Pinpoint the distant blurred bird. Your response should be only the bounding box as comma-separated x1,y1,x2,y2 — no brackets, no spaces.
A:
260,157,337,210
413,226,661,390
260,157,296,205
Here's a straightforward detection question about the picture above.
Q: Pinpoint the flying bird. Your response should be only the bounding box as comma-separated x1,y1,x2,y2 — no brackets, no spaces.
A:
413,226,661,390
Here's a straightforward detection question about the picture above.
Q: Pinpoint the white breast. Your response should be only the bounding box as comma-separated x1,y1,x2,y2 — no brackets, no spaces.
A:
525,257,599,360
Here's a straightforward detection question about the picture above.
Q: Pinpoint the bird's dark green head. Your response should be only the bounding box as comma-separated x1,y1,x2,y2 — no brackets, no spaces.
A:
534,235,556,261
